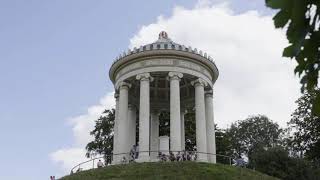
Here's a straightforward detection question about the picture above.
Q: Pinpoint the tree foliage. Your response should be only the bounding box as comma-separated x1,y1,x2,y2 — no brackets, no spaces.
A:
288,89,320,162
250,146,319,180
227,115,283,159
85,109,115,162
215,127,233,164
265,0,320,115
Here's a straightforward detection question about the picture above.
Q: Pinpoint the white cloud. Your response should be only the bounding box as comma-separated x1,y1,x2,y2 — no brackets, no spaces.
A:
51,148,89,173
130,3,301,128
50,92,115,174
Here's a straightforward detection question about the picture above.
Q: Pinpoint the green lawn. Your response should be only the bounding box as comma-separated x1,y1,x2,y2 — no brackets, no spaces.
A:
60,161,278,180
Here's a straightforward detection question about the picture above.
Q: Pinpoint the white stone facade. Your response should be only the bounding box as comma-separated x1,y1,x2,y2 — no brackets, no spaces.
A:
110,32,219,164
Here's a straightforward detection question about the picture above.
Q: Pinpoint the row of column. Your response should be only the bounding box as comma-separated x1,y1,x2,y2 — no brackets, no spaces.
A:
113,72,216,163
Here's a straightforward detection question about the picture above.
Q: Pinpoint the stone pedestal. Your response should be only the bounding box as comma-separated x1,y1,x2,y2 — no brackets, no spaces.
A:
159,136,170,155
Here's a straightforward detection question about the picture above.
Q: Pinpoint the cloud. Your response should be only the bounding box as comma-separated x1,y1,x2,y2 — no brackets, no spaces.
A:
69,93,116,146
51,148,89,173
129,3,301,128
50,92,115,174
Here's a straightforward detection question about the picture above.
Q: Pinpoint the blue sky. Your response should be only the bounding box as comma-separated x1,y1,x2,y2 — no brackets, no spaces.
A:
0,1,289,179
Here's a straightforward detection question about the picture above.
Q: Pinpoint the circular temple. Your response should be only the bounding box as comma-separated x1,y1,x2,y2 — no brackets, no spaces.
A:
109,32,219,164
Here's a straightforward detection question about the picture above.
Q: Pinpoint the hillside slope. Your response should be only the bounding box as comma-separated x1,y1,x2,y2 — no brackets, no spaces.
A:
61,161,278,180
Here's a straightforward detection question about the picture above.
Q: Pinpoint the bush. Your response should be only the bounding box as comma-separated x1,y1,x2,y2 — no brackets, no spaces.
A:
250,147,319,180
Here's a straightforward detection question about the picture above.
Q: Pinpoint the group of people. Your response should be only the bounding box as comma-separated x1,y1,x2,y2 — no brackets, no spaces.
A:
160,151,197,162
127,145,198,163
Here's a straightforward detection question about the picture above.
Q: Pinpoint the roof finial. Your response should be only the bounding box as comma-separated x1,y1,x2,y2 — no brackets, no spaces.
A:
159,31,168,40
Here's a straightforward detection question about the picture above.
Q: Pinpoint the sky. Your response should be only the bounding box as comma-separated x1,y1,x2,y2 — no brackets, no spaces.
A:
0,0,301,179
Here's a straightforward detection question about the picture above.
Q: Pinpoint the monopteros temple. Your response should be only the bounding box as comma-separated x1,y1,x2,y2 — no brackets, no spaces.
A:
109,31,219,164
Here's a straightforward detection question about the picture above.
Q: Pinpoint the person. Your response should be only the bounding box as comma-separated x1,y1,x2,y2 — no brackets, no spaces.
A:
176,151,181,161
121,156,127,164
129,145,137,162
194,153,197,161
135,145,139,159
234,156,247,167
187,151,192,161
97,159,104,168
182,151,186,161
169,151,176,161
159,152,167,162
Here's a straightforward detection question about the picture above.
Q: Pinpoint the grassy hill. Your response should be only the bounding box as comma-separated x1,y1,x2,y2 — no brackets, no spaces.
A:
61,161,278,180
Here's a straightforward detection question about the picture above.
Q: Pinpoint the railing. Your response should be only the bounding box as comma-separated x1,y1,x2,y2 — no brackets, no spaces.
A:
70,151,233,174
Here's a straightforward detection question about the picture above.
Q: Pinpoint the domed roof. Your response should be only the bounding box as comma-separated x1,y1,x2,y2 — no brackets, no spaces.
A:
112,31,215,62
109,31,219,84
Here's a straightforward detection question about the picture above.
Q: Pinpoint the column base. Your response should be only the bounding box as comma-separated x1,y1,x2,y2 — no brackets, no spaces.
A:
112,158,121,165
136,153,150,163
197,158,209,163
197,153,208,163
150,152,158,161
149,158,160,162
207,155,217,164
112,154,130,165
212,155,217,164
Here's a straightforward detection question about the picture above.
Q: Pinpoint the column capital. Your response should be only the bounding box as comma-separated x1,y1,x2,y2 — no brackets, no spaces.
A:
136,73,154,82
116,81,131,90
128,104,136,110
205,90,213,97
191,78,208,87
168,72,183,81
180,109,188,115
151,110,161,116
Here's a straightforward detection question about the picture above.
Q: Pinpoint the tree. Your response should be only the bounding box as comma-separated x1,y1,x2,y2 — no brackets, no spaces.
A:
215,126,233,164
227,115,283,160
251,146,318,180
288,89,320,162
265,0,320,115
86,109,115,163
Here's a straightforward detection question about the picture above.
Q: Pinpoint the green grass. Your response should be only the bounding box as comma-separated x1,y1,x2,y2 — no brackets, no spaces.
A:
61,161,278,180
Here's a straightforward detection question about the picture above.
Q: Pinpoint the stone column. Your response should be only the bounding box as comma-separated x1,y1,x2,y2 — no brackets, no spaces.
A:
112,93,120,164
191,78,208,162
127,104,137,152
117,82,131,161
136,73,153,162
150,111,160,160
181,110,186,151
168,72,183,153
205,91,216,163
